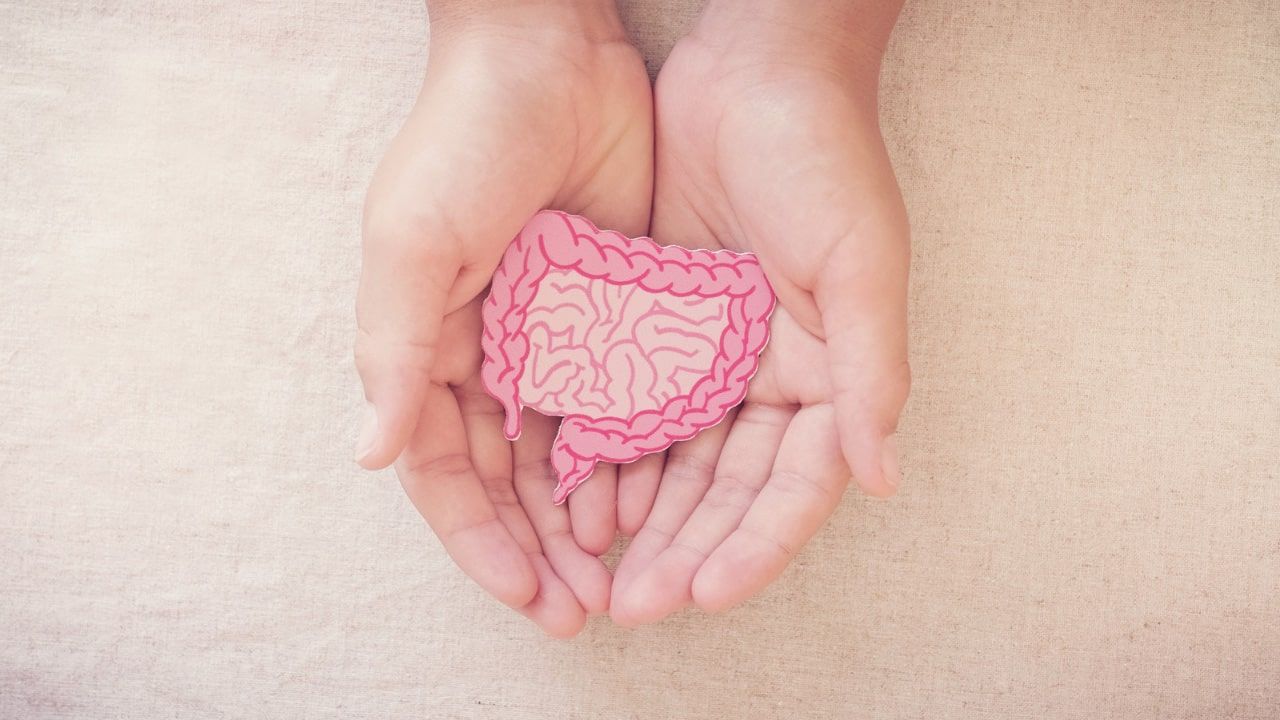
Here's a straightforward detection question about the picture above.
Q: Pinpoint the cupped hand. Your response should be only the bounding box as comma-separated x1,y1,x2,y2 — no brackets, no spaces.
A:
611,8,911,625
355,3,652,637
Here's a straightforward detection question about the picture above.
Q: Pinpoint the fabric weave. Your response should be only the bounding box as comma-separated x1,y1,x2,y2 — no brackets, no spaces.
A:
1,1,1277,717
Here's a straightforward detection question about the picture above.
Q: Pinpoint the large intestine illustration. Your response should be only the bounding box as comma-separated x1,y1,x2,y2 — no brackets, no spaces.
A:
481,211,776,503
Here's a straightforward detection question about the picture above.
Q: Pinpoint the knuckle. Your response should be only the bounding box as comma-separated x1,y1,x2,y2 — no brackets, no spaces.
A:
513,457,558,487
767,469,840,508
540,526,575,546
700,473,759,512
635,524,675,543
831,355,912,429
739,527,796,560
478,473,519,508
441,515,503,546
668,539,709,561
353,322,437,372
454,384,503,416
402,452,473,485
662,452,717,487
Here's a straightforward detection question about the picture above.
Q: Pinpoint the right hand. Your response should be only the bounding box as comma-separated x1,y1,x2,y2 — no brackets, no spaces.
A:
610,0,911,625
354,1,652,637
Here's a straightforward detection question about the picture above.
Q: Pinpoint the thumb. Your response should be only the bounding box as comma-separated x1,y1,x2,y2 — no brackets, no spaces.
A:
353,83,556,469
353,199,458,470
814,209,912,498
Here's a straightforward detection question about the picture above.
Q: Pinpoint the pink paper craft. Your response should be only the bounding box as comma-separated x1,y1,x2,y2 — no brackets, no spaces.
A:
481,211,776,504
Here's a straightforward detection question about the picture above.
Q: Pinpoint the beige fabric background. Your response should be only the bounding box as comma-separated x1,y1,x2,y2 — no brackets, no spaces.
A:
3,1,1278,717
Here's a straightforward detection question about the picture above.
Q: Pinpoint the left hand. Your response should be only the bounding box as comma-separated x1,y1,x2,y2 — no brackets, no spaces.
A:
355,1,653,637
610,0,912,625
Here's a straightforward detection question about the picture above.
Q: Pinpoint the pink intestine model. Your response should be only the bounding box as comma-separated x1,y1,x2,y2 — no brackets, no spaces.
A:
481,210,776,504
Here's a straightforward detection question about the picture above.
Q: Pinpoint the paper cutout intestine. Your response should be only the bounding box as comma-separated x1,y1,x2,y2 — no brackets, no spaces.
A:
481,211,776,503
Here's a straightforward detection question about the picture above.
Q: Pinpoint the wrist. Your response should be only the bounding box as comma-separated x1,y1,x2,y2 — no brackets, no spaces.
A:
428,0,628,47
692,0,902,93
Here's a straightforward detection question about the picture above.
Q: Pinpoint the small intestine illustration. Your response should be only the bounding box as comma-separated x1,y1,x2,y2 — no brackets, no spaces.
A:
481,210,776,503
519,269,730,421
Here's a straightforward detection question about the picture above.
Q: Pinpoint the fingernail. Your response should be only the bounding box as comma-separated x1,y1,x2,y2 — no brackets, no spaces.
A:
355,403,379,464
881,434,901,488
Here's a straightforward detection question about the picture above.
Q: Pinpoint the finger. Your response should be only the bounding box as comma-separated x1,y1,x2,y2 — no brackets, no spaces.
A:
395,383,537,609
513,411,612,615
616,453,664,537
813,196,911,498
692,404,849,613
355,73,561,470
354,232,454,470
611,414,733,627
455,377,589,637
454,381,530,545
619,402,792,624
568,462,618,556
518,555,588,639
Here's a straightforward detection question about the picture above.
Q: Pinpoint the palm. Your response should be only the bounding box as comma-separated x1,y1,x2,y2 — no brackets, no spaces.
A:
612,35,910,625
358,28,652,637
